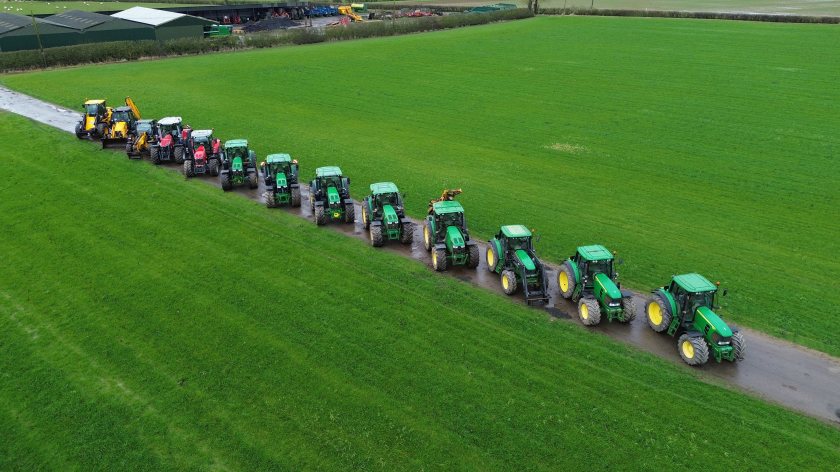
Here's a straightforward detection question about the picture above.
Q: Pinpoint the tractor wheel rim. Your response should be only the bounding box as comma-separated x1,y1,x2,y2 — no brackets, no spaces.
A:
432,251,437,267
580,303,588,319
648,303,662,325
682,340,695,358
487,248,494,267
502,275,509,290
424,227,429,245
559,271,568,292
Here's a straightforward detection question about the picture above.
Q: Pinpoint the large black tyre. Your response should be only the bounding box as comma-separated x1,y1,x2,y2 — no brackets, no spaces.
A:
125,142,133,157
432,247,448,272
314,206,326,226
731,331,746,361
95,123,106,138
344,201,355,224
646,296,672,333
557,261,576,299
208,159,220,176
291,187,301,207
467,244,480,269
678,334,709,366
150,146,161,165
486,243,500,273
174,145,185,164
501,270,518,295
265,191,276,208
361,200,371,229
399,222,413,244
422,221,433,252
75,122,84,139
183,160,193,178
220,172,232,191
578,297,602,326
248,171,258,189
370,225,384,247
621,296,637,323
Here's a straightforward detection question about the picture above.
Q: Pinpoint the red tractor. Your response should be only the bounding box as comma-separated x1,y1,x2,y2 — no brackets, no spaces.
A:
183,129,222,178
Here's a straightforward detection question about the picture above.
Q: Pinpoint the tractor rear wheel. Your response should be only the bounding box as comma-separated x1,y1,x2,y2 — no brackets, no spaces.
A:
501,270,517,295
248,171,258,189
344,202,355,224
370,225,384,247
265,191,276,208
75,122,84,139
432,248,448,271
467,244,480,269
621,296,637,323
731,331,746,361
578,297,601,326
678,334,709,366
220,172,232,191
314,206,326,226
486,244,499,273
646,296,672,332
183,160,193,178
208,159,220,176
150,146,161,165
558,262,576,299
399,222,414,244
422,222,432,252
174,145,185,164
291,187,301,207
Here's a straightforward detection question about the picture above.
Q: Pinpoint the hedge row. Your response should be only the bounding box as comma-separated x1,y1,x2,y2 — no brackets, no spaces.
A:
0,9,533,73
539,7,840,23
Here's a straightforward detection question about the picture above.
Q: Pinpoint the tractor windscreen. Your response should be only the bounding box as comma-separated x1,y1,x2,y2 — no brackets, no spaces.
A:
689,292,715,309
137,123,151,133
85,104,100,115
112,111,131,122
508,237,531,251
440,212,463,228
587,259,613,277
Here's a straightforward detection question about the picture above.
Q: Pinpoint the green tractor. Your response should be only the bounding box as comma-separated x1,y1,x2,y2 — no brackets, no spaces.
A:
361,182,413,246
557,245,635,326
486,225,550,305
219,139,258,191
261,153,301,208
309,166,354,225
646,273,745,366
422,200,479,271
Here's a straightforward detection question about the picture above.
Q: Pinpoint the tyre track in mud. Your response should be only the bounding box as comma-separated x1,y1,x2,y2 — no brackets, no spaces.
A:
2,86,839,426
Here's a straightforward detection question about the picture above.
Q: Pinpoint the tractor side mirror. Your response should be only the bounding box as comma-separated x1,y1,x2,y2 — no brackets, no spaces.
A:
722,289,728,297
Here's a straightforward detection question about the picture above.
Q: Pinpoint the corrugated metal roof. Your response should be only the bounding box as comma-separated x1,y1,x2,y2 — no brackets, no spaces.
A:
43,10,111,30
112,7,184,27
0,12,33,35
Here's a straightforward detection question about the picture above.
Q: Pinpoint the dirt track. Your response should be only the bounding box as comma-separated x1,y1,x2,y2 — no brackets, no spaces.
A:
2,85,839,426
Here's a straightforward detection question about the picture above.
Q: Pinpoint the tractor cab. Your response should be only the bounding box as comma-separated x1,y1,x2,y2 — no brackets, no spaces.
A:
83,100,107,118
189,130,217,159
110,106,133,124
498,225,535,265
157,117,183,139
134,119,156,136
262,153,301,207
362,182,413,246
430,200,467,238
573,245,616,290
369,182,403,218
558,244,634,326
668,273,719,322
486,225,549,305
223,140,252,169
310,166,353,225
75,99,108,138
219,139,257,190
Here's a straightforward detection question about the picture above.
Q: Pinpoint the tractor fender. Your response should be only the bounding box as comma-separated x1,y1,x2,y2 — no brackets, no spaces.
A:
566,258,581,284
290,183,300,190
371,220,383,227
465,240,478,248
343,198,354,206
654,288,678,317
219,168,229,176
684,330,704,339
620,289,634,299
313,201,325,208
488,238,502,271
433,243,447,252
399,217,412,226
426,216,436,234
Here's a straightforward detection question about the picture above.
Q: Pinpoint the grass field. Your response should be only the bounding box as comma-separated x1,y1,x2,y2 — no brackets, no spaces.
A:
0,0,197,15
2,110,840,469
3,16,839,357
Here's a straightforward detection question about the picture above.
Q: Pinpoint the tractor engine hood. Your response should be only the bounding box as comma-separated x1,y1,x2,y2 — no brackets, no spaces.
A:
275,172,288,189
160,134,172,147
514,249,536,271
382,204,399,226
445,225,465,249
327,186,341,206
594,273,622,300
695,306,732,337
231,156,243,172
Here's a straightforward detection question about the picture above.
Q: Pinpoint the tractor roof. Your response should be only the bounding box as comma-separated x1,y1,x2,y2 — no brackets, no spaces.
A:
267,153,292,163
501,225,531,238
158,117,182,125
577,245,613,261
674,273,717,293
113,106,132,112
84,99,105,105
191,129,213,139
432,200,463,214
137,119,156,124
316,166,343,178
370,182,399,195
225,139,248,148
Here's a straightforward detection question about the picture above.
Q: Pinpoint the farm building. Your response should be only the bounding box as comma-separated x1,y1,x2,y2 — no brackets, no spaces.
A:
0,12,79,52
111,7,216,41
43,10,155,44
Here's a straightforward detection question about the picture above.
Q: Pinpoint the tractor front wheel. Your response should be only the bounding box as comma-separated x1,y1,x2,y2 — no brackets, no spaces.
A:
265,191,276,208
125,142,133,157
291,187,301,207
558,262,576,299
220,172,232,191
578,297,601,326
183,160,194,178
370,225,384,247
248,171,258,189
731,331,746,361
314,206,326,226
344,202,355,224
75,122,84,139
467,244,480,269
486,245,499,273
677,334,709,366
501,270,517,295
95,123,106,138
432,248,448,272
399,222,414,244
422,222,432,252
208,159,220,176
621,296,637,323
646,297,672,332
174,145,185,164
150,146,161,165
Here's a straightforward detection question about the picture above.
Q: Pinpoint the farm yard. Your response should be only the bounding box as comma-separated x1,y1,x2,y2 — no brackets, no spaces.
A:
2,10,840,471
0,1,197,15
